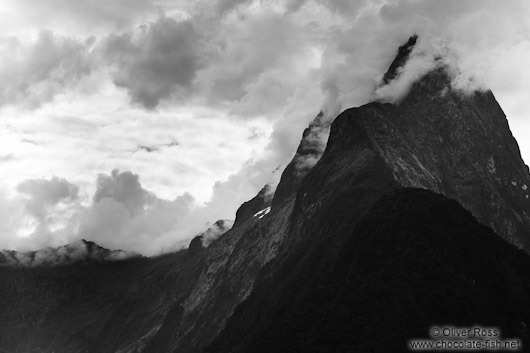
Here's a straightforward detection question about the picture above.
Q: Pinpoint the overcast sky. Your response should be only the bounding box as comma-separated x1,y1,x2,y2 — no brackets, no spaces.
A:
0,0,529,255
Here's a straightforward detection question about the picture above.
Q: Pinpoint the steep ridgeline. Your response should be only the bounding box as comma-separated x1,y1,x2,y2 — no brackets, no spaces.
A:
148,42,530,351
209,188,530,353
272,111,331,208
0,118,322,353
140,114,328,353
203,42,530,351
232,185,272,228
192,39,530,352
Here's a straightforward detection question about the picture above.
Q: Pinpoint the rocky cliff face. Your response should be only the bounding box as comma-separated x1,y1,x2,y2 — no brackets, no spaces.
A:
1,37,530,353
232,186,272,228
272,111,331,208
367,67,530,249
209,188,530,353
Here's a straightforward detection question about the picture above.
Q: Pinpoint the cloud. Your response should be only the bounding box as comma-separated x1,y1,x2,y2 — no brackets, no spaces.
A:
0,177,80,252
0,30,94,108
0,0,157,33
135,139,179,153
196,9,322,117
93,169,153,216
0,154,15,162
16,176,79,220
199,219,234,247
0,171,201,256
101,16,203,109
77,170,199,254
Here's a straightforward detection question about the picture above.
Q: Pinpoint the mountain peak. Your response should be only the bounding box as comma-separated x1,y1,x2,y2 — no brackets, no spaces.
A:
233,185,273,228
381,34,418,85
197,219,234,246
330,74,530,250
0,239,132,267
272,111,331,208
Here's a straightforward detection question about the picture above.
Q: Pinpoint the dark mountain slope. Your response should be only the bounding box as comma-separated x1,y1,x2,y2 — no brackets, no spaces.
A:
142,106,400,353
208,188,530,353
0,248,205,353
142,180,296,353
139,112,335,353
368,68,530,250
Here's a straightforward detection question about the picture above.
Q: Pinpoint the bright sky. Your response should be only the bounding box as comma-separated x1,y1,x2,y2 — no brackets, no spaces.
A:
0,0,529,255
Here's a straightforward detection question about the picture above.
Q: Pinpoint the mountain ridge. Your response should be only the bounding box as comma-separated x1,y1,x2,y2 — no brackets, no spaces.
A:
0,239,133,267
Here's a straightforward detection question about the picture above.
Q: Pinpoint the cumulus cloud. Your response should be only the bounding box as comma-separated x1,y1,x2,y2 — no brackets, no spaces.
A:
0,30,94,108
2,0,530,115
93,169,153,216
0,0,156,33
101,16,203,109
16,176,79,220
0,177,80,252
0,171,201,256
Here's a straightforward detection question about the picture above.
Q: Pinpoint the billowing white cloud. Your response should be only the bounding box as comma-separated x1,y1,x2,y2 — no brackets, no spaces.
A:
78,170,200,254
16,176,78,220
92,169,153,216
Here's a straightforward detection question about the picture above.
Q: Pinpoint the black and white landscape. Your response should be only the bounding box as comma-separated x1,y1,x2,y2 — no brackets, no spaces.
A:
1,1,530,352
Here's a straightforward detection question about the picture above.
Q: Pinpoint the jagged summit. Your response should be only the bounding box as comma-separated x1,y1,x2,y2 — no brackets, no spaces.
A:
233,185,273,228
195,219,234,247
0,239,131,267
272,111,331,208
340,65,530,250
231,35,530,253
381,34,418,85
